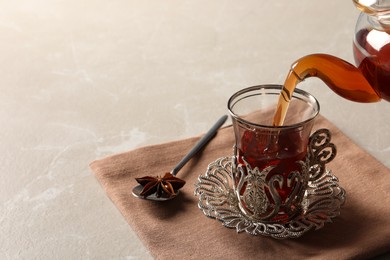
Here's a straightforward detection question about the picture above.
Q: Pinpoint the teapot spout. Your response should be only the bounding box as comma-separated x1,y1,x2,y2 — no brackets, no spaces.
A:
290,54,381,103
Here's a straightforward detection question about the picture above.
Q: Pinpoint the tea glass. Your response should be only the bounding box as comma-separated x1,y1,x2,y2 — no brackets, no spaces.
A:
227,85,319,223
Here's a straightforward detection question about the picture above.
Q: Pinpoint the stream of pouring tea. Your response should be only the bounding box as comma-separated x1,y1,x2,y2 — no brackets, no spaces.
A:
272,69,301,126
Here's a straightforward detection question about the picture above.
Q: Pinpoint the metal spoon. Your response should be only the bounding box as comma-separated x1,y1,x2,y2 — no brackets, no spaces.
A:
132,115,228,201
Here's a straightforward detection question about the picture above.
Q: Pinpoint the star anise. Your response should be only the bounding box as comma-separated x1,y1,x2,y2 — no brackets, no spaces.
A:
135,172,186,198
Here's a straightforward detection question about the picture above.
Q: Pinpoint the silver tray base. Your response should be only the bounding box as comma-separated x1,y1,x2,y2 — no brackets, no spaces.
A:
194,156,346,239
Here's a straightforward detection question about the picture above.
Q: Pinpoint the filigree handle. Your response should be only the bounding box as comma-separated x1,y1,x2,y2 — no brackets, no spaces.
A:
308,129,337,180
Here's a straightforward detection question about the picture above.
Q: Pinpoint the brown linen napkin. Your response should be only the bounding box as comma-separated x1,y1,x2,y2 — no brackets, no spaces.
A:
90,115,390,260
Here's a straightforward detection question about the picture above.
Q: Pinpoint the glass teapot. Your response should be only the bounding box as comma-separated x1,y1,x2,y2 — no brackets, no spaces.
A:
281,0,390,103
353,0,390,101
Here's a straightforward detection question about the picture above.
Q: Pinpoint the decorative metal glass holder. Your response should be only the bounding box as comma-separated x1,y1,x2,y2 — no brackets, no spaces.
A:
194,129,346,239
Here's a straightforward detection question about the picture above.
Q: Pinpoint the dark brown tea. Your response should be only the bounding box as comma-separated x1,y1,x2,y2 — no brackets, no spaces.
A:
236,128,310,223
354,29,390,101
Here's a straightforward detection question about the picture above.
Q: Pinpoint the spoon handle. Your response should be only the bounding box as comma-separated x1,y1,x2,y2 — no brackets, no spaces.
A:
171,115,228,176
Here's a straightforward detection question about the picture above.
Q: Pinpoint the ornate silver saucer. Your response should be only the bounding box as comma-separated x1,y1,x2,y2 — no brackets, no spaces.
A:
194,130,346,239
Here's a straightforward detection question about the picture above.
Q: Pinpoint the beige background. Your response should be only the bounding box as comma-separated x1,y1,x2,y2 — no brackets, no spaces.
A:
1,0,389,259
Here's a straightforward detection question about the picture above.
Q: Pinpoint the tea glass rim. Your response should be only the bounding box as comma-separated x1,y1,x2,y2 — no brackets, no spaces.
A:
227,84,320,130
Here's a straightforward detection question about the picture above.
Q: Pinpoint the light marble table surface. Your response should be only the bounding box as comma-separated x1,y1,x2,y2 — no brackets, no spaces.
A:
1,0,389,259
